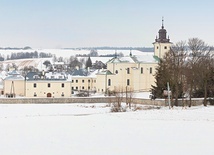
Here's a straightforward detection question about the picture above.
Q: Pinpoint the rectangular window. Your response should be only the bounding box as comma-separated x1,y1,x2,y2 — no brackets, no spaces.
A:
33,83,37,88
150,67,152,74
82,80,84,83
157,46,159,49
61,92,64,97
141,67,143,74
127,79,130,86
48,83,51,88
76,80,78,83
88,86,90,89
72,87,74,90
82,86,84,90
76,87,78,90
34,92,37,97
72,80,74,83
62,83,64,88
88,79,90,83
127,68,130,74
108,79,111,86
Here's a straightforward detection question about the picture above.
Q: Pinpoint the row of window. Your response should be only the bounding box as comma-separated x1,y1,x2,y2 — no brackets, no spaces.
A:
71,79,96,83
115,67,153,74
157,46,168,49
34,83,65,88
108,79,130,86
71,86,91,90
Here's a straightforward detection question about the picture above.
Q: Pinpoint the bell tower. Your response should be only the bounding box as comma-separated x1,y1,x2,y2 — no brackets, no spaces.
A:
153,18,172,59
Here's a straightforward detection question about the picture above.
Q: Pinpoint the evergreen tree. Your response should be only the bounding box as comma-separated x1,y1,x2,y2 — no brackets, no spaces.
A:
85,56,92,69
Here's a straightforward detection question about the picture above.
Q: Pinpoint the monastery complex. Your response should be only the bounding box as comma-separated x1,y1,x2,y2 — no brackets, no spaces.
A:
2,21,172,98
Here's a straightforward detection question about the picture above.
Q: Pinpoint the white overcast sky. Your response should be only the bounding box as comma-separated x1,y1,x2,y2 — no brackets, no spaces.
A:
0,0,214,48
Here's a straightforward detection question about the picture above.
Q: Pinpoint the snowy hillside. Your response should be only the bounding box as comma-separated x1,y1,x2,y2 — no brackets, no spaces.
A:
0,49,152,59
0,103,213,155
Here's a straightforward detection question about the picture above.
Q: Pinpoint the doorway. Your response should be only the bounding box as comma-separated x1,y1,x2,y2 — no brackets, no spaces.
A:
47,93,52,97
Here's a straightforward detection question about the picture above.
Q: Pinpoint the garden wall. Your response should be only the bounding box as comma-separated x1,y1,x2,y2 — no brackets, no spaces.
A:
0,97,205,106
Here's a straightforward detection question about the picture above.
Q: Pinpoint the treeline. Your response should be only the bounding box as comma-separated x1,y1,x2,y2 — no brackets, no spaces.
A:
64,47,154,52
76,49,124,57
152,38,214,107
0,51,53,61
0,46,32,50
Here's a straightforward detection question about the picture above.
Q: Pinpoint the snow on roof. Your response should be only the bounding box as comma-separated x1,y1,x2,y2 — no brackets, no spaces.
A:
4,75,24,80
87,69,99,78
96,69,113,75
133,55,159,63
107,56,136,63
54,61,64,65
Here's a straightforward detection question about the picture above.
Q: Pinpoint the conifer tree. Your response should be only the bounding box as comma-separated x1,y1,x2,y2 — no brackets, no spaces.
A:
85,56,92,69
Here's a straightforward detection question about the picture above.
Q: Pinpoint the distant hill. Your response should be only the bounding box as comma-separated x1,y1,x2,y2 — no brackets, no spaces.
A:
63,47,154,52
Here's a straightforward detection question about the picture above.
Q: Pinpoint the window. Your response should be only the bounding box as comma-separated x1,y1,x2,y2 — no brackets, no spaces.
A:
115,70,118,74
76,80,78,83
94,80,96,83
82,86,84,90
88,79,90,83
82,80,84,83
72,80,74,83
127,79,130,86
108,79,111,86
76,87,78,90
61,92,64,97
48,83,51,88
150,67,152,74
164,46,167,49
141,67,143,74
62,83,64,88
88,86,90,89
157,46,159,49
33,83,37,88
72,87,74,90
34,92,37,97
127,68,130,74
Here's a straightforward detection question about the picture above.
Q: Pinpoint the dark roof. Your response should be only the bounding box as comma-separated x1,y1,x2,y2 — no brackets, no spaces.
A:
26,72,41,80
71,68,89,76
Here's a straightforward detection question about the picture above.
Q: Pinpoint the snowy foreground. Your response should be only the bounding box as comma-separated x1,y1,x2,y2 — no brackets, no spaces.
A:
0,103,214,155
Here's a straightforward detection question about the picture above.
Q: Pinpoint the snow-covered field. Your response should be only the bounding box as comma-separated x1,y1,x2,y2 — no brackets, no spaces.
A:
0,103,214,155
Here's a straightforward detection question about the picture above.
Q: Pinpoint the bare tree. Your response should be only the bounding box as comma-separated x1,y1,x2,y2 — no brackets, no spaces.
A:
125,86,134,109
186,38,213,106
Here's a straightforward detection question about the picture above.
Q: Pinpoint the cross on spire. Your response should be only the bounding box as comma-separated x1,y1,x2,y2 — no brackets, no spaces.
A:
162,16,164,29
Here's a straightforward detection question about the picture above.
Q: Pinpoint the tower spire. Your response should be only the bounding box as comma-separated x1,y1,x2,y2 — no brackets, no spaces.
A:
162,16,164,29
